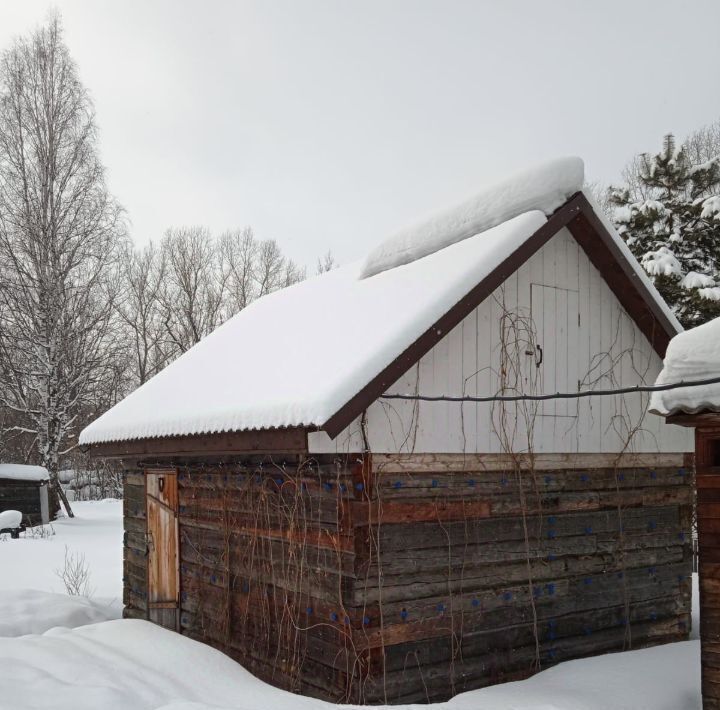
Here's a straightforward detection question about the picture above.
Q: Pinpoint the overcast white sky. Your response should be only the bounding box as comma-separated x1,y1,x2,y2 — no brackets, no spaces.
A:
1,1,719,268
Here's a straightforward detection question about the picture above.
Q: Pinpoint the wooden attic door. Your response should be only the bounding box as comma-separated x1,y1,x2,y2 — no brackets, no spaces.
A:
146,469,179,630
530,284,579,417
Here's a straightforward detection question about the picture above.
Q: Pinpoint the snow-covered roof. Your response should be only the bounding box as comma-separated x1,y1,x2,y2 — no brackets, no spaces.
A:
79,156,678,446
0,464,49,482
80,211,547,444
650,317,720,416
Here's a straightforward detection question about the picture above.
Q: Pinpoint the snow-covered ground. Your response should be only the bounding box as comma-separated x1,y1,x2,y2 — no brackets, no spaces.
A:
0,501,702,710
0,500,123,601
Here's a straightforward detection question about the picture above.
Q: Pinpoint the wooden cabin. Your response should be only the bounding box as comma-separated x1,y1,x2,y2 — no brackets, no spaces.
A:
648,316,720,709
81,158,694,704
0,464,51,526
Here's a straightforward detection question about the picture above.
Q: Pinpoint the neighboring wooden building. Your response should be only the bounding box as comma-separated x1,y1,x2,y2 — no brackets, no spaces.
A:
649,316,720,710
81,159,694,704
0,464,51,526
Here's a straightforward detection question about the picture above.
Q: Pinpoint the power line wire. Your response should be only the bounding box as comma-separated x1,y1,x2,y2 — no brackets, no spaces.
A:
380,374,720,404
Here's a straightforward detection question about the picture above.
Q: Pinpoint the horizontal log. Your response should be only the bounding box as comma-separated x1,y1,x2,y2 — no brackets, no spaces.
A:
371,506,681,553
365,615,687,703
698,474,720,489
179,515,353,553
371,452,687,473
700,503,720,520
181,553,352,602
373,469,690,502
354,546,686,606
351,499,490,526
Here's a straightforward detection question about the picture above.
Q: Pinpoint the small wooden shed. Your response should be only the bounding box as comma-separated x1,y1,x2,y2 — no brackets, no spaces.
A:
81,158,694,704
0,463,51,526
649,316,720,709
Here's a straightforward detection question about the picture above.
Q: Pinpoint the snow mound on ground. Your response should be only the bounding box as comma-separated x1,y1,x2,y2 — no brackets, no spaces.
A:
650,317,720,415
0,510,22,529
0,589,119,637
0,618,700,710
360,156,584,279
0,463,48,481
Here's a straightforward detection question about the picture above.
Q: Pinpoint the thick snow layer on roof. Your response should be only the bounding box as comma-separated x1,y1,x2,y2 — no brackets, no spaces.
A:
0,463,49,482
360,157,584,279
80,211,547,444
650,317,720,416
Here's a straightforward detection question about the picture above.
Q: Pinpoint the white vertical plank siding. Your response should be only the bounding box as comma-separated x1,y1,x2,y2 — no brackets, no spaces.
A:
308,227,692,455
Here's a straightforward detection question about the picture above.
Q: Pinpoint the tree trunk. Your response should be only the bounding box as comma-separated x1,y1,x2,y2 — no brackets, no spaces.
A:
52,474,74,518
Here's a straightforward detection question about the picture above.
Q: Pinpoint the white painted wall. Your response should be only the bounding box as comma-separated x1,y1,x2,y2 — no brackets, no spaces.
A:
309,227,693,455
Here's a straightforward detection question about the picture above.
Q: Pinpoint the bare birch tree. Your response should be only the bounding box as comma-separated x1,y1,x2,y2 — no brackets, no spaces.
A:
116,241,168,386
219,227,258,315
0,16,124,516
159,226,226,353
685,118,720,165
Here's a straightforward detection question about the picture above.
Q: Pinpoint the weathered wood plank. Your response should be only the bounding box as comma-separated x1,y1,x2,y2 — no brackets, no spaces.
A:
372,452,687,473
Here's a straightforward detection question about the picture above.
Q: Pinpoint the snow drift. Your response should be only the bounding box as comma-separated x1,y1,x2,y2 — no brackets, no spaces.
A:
0,618,701,710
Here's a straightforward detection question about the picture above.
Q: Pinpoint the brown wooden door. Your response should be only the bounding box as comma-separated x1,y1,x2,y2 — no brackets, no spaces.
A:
146,469,179,630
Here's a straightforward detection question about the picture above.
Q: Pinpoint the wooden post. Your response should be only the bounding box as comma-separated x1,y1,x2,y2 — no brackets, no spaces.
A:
696,427,720,709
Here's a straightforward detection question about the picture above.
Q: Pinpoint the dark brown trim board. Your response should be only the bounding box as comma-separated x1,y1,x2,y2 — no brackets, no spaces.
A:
322,192,677,439
567,193,677,359
87,427,308,459
667,413,720,428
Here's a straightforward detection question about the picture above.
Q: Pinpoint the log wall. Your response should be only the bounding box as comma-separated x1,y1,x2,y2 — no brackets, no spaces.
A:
121,452,694,704
695,427,720,709
123,471,148,619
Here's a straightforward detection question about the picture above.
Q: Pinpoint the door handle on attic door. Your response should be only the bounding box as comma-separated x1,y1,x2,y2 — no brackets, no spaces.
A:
524,344,543,368
145,531,154,557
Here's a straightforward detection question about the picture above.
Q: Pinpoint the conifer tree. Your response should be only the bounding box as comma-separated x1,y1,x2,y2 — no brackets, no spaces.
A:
610,134,720,328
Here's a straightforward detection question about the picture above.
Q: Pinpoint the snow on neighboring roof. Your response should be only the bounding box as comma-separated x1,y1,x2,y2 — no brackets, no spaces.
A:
650,317,720,416
79,210,548,445
0,464,49,482
360,156,584,279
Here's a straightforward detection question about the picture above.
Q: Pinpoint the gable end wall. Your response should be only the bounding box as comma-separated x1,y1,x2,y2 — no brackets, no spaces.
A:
310,227,693,455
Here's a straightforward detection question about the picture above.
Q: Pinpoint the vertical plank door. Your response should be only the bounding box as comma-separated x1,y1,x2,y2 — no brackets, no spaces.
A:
146,469,179,630
530,284,579,417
